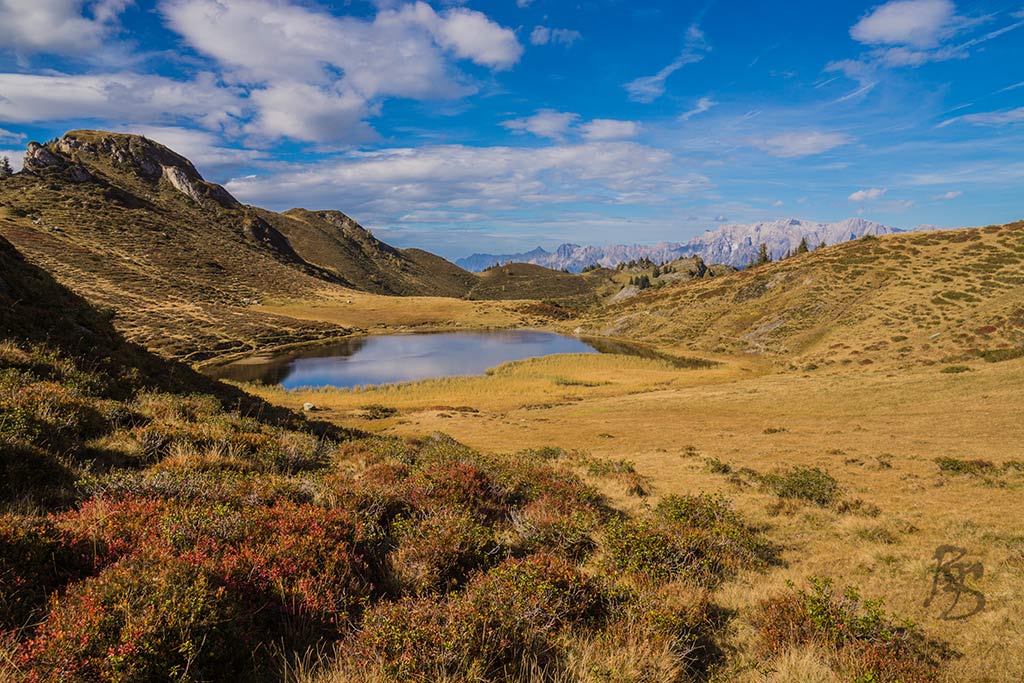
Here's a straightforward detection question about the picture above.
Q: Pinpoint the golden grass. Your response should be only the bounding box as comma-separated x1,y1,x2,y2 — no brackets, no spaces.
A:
253,290,524,333
246,349,1024,682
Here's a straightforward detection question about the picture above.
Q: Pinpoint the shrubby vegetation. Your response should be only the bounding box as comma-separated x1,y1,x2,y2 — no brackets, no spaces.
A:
753,578,952,682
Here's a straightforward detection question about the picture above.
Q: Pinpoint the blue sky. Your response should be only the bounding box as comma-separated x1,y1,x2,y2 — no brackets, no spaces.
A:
0,0,1022,258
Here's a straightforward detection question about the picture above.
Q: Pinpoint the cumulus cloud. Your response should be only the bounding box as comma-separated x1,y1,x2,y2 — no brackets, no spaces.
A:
850,0,958,48
0,0,131,56
503,110,580,140
625,25,709,103
580,119,640,141
157,0,521,142
848,187,887,201
530,26,582,47
755,131,853,158
836,0,1024,77
224,141,709,220
0,72,242,128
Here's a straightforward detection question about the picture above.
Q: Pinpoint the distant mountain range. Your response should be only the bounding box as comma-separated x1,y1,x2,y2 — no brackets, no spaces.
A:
456,218,906,272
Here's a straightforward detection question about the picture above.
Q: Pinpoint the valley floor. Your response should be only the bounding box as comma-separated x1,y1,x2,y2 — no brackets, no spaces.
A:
245,348,1024,682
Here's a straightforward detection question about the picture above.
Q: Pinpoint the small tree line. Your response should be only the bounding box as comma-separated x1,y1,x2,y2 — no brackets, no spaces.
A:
0,155,13,179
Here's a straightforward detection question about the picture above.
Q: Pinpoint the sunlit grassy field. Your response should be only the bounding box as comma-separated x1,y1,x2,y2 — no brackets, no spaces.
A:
244,351,1024,682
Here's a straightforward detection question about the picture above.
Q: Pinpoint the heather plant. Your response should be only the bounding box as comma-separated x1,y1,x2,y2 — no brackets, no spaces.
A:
752,578,951,683
389,506,498,595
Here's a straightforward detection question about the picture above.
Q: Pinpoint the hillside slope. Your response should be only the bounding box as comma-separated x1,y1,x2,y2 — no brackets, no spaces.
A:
0,131,481,359
466,262,616,306
576,221,1024,368
259,208,477,297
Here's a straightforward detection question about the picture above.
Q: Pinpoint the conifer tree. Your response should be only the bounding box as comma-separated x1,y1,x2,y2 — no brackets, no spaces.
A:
755,243,771,266
0,156,12,179
795,237,810,254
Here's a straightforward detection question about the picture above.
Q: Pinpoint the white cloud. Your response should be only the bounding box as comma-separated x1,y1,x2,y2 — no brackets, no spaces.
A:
0,0,131,56
837,1,1023,77
247,83,378,143
939,106,1024,128
580,119,640,141
161,0,520,86
848,187,887,201
679,96,716,121
224,141,709,220
934,190,962,199
625,25,709,103
850,0,957,48
0,72,242,128
772,200,784,207
503,109,580,140
530,26,582,47
428,6,523,69
755,131,853,158
157,0,521,141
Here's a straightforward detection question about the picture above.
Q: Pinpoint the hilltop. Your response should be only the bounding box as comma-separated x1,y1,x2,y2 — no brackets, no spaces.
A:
456,217,901,272
575,221,1024,368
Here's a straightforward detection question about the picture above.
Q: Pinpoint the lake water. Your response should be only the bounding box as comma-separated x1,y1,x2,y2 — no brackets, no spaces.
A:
206,330,607,389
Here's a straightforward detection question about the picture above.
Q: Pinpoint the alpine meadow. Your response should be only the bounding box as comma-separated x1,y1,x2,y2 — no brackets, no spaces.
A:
1,1,1022,682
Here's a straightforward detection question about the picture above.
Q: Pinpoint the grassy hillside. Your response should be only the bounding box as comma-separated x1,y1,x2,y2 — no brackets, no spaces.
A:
577,221,1024,368
256,208,479,298
466,261,616,307
0,131,356,360
6,232,935,683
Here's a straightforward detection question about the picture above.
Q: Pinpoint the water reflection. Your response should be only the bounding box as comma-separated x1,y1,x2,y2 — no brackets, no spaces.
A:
206,330,600,389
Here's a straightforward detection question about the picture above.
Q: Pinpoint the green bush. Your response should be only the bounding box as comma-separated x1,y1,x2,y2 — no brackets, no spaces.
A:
934,457,996,475
761,466,840,506
752,577,950,683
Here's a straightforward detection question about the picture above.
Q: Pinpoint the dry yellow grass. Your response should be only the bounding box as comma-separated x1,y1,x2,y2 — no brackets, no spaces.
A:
244,349,1024,682
253,289,524,333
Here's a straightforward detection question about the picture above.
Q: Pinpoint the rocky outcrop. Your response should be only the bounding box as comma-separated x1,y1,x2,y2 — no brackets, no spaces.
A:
162,165,205,204
23,142,93,183
24,131,240,208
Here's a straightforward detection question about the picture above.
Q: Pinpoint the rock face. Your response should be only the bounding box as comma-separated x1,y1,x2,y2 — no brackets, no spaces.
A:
22,131,239,208
456,218,908,271
23,141,93,183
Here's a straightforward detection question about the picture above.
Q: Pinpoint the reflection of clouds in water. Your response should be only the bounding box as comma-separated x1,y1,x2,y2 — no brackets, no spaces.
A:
263,331,598,389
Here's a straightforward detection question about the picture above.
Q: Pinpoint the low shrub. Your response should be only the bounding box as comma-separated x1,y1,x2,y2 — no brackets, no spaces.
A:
934,457,996,475
360,404,398,420
351,553,605,679
508,494,597,559
752,577,951,683
761,466,840,506
0,516,91,631
389,506,497,595
18,553,258,682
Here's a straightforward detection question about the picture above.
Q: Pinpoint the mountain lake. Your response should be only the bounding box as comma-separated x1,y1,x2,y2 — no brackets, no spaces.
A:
205,330,690,389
